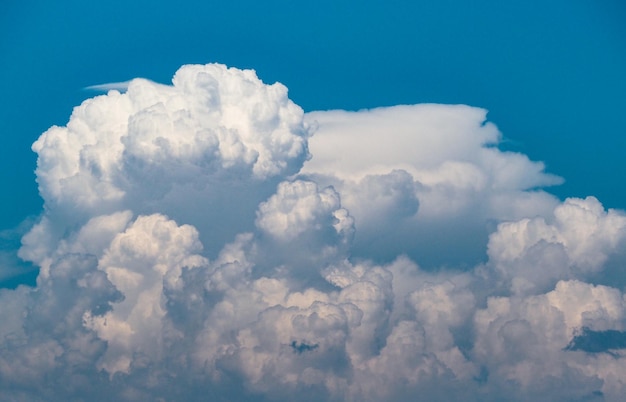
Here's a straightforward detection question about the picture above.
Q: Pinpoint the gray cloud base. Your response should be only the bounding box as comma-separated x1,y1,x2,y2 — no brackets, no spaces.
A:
1,63,626,401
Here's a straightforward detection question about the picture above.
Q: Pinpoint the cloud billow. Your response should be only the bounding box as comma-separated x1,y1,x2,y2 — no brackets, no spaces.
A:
2,63,626,401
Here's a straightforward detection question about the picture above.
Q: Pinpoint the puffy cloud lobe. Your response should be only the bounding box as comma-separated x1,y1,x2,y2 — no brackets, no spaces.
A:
256,180,353,242
302,105,562,267
3,63,626,401
251,180,355,289
473,280,626,400
84,214,207,375
488,196,626,294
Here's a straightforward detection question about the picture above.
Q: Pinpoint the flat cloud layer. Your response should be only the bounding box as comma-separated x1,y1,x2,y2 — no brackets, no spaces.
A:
1,63,626,401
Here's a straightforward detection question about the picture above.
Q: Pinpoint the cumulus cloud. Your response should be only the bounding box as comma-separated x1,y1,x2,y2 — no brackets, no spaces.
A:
2,62,626,401
302,106,563,266
488,196,626,295
25,63,311,262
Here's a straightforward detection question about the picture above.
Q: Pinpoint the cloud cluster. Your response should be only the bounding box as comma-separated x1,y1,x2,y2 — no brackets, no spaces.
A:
302,106,564,266
2,63,626,401
25,63,310,264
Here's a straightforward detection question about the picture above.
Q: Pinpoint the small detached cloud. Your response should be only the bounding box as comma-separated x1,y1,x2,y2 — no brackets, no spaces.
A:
1,63,626,401
85,81,133,93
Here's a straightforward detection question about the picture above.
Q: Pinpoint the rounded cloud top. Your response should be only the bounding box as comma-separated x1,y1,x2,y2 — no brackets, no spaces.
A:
32,63,311,214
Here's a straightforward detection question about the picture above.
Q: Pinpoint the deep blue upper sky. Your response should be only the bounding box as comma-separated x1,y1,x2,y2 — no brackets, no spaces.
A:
1,0,625,230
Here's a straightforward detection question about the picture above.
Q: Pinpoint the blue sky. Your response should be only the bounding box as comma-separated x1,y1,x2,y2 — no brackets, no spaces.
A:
1,0,625,228
1,1,626,400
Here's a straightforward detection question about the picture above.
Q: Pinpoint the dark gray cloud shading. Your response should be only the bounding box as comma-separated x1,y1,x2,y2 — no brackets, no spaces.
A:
290,341,320,354
1,63,626,401
566,328,626,354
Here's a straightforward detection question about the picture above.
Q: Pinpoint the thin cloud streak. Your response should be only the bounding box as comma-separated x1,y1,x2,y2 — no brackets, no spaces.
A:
84,81,132,92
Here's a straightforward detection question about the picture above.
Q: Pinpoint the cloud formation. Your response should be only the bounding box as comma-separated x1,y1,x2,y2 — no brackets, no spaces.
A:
2,63,626,401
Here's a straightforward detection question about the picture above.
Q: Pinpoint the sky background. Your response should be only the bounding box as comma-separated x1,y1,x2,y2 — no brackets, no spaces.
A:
1,0,625,230
1,1,626,400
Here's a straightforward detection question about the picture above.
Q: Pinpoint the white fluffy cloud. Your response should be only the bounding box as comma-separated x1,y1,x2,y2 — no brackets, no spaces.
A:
26,63,311,262
488,196,626,295
2,63,626,401
84,214,207,375
302,106,563,266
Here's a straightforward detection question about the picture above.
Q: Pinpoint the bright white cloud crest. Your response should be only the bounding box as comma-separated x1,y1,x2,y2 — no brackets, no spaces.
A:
2,63,626,401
